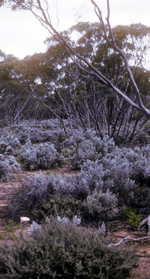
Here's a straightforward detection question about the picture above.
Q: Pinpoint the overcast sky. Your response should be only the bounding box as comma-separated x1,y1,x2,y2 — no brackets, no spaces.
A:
0,0,150,59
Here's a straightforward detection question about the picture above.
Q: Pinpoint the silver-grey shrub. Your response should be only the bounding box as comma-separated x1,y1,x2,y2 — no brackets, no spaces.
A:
11,119,71,145
0,133,21,155
62,133,116,169
75,149,137,206
0,154,21,182
21,141,65,170
86,190,118,220
130,145,150,186
6,173,75,218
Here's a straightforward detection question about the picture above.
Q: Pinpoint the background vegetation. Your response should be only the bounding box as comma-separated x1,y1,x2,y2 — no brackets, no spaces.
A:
0,18,150,279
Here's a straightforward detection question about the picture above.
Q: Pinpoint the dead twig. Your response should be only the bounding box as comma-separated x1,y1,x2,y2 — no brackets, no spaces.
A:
108,236,150,247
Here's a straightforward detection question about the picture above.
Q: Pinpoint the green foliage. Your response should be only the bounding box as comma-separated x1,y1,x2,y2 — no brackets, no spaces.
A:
123,206,142,230
129,186,150,215
32,195,83,222
7,233,18,241
1,22,150,143
5,219,15,232
0,232,3,239
0,218,137,279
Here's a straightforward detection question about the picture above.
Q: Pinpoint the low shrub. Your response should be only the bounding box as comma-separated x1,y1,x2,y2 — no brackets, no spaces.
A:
76,157,136,207
86,190,118,221
125,145,150,187
123,206,142,230
6,173,75,220
7,142,150,223
11,119,71,145
32,195,83,222
0,133,21,155
0,154,21,182
67,135,116,169
21,141,65,170
129,186,150,215
0,218,137,279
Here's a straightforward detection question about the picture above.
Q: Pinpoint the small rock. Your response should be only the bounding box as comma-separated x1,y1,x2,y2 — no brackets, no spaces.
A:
20,216,30,224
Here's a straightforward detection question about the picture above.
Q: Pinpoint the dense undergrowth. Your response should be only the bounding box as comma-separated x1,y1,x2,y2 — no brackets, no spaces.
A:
0,218,137,279
0,119,150,278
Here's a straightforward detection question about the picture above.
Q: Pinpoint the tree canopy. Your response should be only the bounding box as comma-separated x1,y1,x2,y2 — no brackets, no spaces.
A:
2,0,150,115
1,0,150,143
0,20,150,143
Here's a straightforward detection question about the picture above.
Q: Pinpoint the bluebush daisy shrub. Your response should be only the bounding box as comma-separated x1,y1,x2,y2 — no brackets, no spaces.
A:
4,123,150,219
130,146,150,186
11,119,71,145
0,133,21,155
62,133,116,169
6,173,76,220
0,218,137,279
0,154,21,182
21,141,65,170
6,169,119,223
98,149,137,205
86,190,118,220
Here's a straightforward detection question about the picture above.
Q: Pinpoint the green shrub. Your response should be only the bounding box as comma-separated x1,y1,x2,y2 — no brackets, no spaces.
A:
0,232,3,239
128,186,150,215
5,219,15,232
123,206,142,230
0,218,137,279
32,194,83,222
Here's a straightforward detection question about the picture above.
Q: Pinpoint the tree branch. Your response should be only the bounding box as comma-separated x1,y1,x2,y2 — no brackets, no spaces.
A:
14,95,31,121
7,0,150,115
91,0,150,115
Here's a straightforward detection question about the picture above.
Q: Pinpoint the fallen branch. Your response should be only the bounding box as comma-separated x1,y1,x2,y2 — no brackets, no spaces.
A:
108,236,150,247
138,215,150,235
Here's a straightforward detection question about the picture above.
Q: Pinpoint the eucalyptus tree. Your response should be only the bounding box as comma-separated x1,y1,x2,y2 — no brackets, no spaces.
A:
5,0,150,114
30,22,150,142
2,0,150,142
0,53,51,122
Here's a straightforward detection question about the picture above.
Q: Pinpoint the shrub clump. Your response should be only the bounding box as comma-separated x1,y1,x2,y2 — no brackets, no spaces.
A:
123,206,142,230
6,173,75,220
0,154,21,182
86,190,118,221
0,133,21,155
61,132,115,169
21,141,65,170
0,218,137,279
32,195,83,222
6,172,119,224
